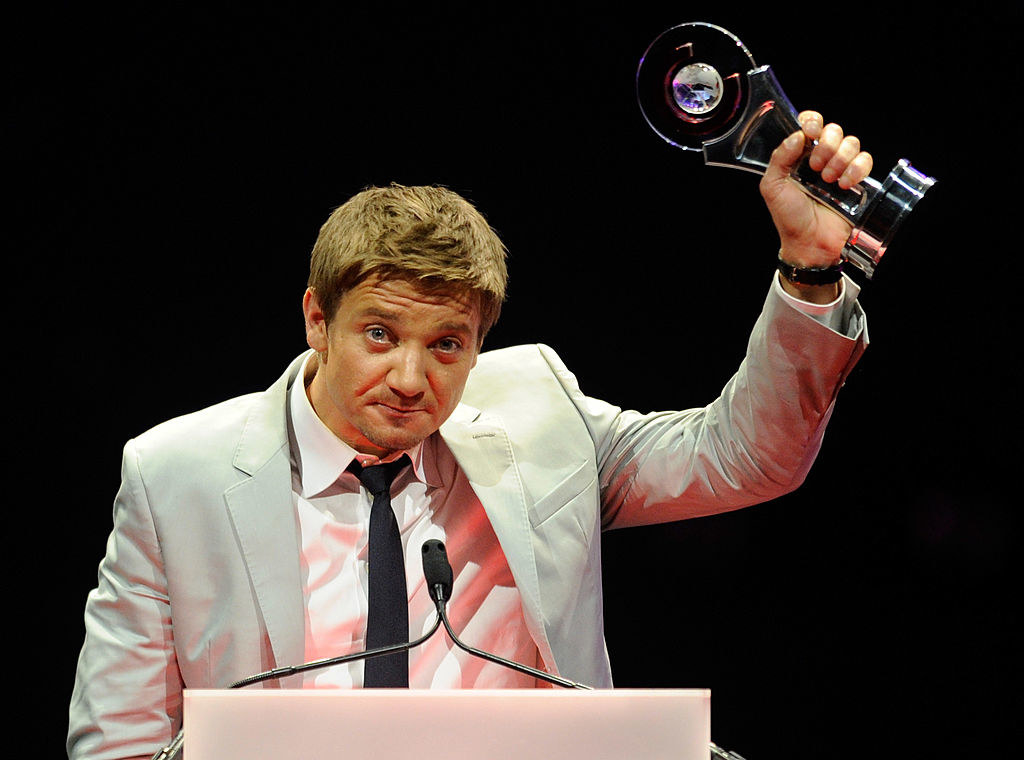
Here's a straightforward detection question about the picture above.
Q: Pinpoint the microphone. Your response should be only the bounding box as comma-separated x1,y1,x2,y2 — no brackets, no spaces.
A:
421,538,453,603
420,538,592,690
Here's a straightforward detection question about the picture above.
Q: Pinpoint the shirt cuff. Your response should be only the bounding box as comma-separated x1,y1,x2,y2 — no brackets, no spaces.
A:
772,272,859,336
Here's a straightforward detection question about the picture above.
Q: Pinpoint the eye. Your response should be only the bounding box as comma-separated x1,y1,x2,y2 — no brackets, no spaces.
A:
434,337,463,354
365,326,392,344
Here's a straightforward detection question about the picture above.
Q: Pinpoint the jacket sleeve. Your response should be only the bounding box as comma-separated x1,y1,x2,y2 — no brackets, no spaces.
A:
68,439,183,760
550,276,869,529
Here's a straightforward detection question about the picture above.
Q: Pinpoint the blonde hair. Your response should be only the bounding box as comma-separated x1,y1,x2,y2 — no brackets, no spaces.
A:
308,184,508,341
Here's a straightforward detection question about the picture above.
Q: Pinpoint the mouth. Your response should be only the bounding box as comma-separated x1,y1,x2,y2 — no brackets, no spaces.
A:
374,402,427,418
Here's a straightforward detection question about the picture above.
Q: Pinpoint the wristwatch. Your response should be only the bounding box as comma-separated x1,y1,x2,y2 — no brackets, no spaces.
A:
776,255,844,286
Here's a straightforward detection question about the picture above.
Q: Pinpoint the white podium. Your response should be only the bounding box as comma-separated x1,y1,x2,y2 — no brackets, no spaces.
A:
183,688,711,759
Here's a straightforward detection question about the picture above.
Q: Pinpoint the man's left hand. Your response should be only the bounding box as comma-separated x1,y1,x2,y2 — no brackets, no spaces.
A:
759,111,873,303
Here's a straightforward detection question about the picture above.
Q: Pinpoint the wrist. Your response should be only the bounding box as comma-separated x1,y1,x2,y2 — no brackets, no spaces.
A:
776,255,844,304
776,253,844,284
777,273,841,304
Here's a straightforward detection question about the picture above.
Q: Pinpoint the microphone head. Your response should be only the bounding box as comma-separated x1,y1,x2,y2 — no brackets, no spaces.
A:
421,539,453,603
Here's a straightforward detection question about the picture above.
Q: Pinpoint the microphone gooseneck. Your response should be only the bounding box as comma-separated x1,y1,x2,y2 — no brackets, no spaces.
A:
228,615,442,689
154,537,593,759
150,542,450,760
150,616,446,760
420,538,592,691
423,540,746,759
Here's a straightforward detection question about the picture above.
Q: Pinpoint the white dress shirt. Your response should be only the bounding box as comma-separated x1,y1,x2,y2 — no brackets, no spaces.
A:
774,272,861,336
288,354,541,688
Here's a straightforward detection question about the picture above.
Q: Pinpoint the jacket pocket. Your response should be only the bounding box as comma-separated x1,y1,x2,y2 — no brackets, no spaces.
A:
528,460,597,528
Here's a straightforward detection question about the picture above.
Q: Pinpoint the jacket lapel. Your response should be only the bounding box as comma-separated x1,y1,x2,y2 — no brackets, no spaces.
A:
440,403,559,675
223,354,308,683
216,353,560,681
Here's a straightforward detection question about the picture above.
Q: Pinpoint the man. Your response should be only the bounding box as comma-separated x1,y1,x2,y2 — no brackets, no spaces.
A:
69,112,872,759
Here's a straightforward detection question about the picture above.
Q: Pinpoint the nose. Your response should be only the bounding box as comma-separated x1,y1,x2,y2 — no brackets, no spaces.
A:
386,345,429,399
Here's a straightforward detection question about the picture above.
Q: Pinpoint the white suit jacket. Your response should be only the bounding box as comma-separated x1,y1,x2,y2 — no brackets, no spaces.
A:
68,281,867,760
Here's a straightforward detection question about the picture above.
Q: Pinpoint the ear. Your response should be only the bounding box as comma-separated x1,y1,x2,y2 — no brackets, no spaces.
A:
302,288,329,352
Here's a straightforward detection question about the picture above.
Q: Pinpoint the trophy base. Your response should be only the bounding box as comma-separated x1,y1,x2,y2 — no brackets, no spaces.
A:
844,159,936,279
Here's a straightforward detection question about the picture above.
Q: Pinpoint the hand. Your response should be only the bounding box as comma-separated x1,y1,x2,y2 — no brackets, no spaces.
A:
759,111,873,302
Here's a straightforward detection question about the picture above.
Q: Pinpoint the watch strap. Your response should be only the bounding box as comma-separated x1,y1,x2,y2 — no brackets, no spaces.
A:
776,256,844,285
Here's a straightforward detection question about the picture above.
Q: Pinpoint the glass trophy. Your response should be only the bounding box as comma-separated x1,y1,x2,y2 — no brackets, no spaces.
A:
636,22,935,278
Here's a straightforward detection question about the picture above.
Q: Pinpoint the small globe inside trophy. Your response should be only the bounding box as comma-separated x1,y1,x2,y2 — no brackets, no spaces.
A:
636,22,935,279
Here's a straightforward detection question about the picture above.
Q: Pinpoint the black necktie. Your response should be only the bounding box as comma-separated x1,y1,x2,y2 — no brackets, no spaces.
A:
351,455,411,687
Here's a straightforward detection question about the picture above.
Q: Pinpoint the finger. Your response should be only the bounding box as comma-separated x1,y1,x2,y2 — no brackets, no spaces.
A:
837,151,873,189
808,122,844,172
797,110,823,140
822,134,861,183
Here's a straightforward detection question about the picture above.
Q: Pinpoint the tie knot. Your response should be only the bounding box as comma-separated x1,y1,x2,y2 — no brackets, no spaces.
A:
351,455,409,496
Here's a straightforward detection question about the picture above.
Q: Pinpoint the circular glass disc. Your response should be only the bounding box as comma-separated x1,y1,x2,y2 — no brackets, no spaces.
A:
636,22,757,150
671,62,724,115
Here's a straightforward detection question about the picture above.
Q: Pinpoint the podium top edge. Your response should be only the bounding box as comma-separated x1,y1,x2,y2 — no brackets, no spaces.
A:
184,688,711,699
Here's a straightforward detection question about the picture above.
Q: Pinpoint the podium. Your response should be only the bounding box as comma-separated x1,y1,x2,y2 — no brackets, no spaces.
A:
183,688,711,759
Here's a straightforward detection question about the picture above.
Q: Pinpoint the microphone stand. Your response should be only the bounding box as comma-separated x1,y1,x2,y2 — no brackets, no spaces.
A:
432,593,591,690
230,613,440,688
424,540,750,757
420,538,591,691
150,614,443,760
154,539,747,759
710,742,748,760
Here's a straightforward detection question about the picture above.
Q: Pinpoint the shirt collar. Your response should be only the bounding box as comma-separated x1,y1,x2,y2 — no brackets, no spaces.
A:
289,352,438,497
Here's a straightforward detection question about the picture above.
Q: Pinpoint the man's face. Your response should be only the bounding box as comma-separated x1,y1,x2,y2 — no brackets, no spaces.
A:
303,276,482,458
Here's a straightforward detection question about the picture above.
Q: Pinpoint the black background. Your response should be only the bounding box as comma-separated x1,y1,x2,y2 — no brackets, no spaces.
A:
8,3,1019,758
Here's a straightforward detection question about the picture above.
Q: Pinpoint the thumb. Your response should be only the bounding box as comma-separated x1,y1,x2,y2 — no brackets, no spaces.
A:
760,129,806,199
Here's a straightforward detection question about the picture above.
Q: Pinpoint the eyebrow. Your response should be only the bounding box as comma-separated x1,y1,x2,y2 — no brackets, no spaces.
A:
357,306,403,322
357,307,475,337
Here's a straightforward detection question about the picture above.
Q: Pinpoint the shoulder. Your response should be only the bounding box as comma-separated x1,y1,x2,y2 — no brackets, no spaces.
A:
464,343,580,406
470,343,577,384
125,352,305,478
131,391,264,456
461,344,622,444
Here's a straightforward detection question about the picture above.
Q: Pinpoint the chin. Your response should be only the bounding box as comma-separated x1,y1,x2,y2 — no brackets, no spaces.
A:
364,427,430,456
